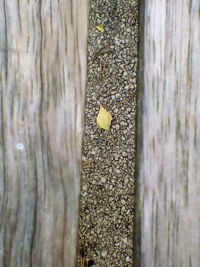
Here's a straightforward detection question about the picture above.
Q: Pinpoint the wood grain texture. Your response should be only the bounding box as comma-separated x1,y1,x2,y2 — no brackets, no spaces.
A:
136,0,200,266
0,0,88,266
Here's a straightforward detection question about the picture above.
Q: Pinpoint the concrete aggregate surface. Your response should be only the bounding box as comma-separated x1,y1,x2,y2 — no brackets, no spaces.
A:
78,0,138,266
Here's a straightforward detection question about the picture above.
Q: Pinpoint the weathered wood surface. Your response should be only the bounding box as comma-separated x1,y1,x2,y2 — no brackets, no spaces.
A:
0,0,88,266
136,0,200,266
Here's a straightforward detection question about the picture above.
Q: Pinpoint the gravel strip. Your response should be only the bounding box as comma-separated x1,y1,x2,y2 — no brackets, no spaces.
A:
78,0,138,266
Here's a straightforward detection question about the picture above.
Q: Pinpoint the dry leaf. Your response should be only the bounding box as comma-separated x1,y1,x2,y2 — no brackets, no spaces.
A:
96,25,105,32
97,105,112,130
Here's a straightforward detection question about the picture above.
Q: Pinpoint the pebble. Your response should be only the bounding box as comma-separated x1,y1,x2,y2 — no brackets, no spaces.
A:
122,151,128,157
126,256,131,262
115,93,120,99
122,237,128,244
101,177,106,183
121,199,126,205
101,250,108,257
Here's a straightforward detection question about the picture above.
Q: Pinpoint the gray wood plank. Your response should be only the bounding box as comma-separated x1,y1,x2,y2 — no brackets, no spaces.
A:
0,0,88,266
136,0,200,266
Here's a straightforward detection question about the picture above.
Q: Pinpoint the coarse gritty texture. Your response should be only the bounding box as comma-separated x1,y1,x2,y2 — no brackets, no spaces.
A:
78,0,138,266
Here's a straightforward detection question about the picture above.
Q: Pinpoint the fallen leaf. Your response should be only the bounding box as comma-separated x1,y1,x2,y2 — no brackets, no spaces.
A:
97,105,112,130
96,25,105,32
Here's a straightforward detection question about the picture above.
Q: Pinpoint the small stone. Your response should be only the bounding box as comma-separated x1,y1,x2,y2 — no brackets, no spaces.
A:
122,237,128,244
114,38,121,45
115,93,120,99
121,199,126,205
101,250,107,257
124,177,129,184
120,121,127,126
122,151,127,157
121,206,126,212
82,185,87,191
82,192,87,197
101,177,106,183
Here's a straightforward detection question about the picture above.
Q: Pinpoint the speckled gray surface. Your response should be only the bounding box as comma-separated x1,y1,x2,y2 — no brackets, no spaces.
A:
78,0,138,266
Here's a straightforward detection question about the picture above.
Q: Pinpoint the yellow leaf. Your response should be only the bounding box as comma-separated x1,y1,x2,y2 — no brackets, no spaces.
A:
96,25,105,32
97,105,112,130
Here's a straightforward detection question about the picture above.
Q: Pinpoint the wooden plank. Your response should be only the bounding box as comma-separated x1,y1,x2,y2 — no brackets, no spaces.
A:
0,0,88,266
136,0,200,266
